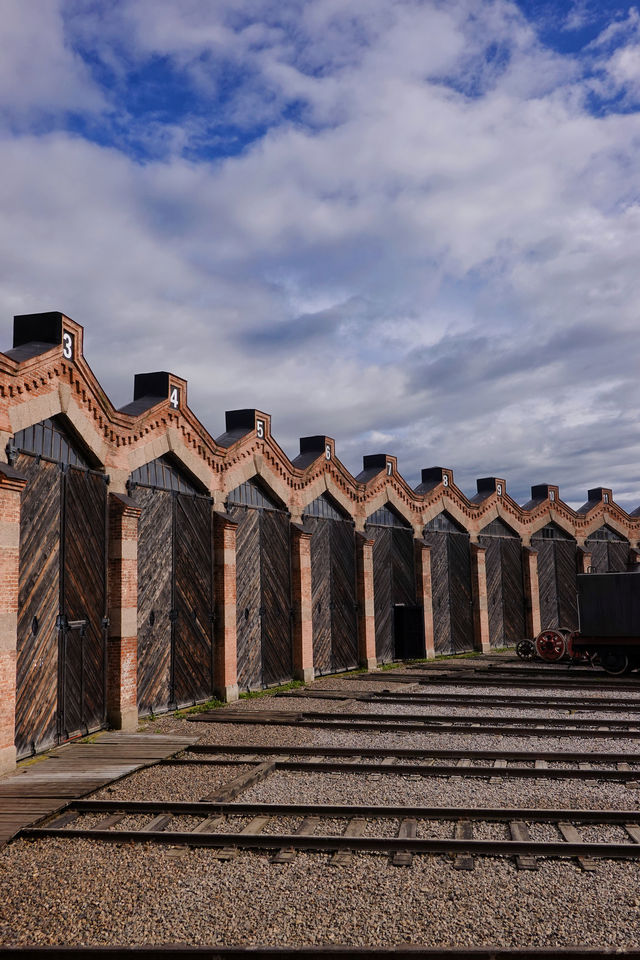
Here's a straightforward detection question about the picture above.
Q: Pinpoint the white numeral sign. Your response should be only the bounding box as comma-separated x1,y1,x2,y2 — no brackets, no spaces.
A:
62,331,74,360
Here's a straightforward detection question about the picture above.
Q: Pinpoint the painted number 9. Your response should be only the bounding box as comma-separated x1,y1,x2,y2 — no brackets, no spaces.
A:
62,331,74,360
169,387,179,409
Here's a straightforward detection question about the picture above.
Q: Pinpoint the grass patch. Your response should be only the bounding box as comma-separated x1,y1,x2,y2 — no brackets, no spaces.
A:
239,679,306,700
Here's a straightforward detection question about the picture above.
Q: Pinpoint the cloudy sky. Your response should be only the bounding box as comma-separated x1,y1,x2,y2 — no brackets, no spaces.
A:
2,0,640,509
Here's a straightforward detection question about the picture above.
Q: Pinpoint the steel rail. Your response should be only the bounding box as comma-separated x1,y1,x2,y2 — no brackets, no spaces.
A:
282,690,640,712
259,708,640,728
186,743,640,762
54,799,640,822
188,714,640,738
352,674,640,691
161,758,640,782
19,826,640,860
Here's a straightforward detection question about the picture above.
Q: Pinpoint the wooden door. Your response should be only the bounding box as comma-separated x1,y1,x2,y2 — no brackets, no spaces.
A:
136,487,173,714
448,531,474,653
15,455,62,758
260,509,293,686
555,539,578,629
330,519,358,671
173,494,214,706
479,519,525,648
500,536,526,644
534,538,557,630
230,505,262,689
423,530,452,654
306,516,332,675
532,526,578,631
424,515,474,655
370,527,394,661
480,536,504,647
60,466,108,739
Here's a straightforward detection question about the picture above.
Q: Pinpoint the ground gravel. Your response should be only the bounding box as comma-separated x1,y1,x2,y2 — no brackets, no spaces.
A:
4,653,640,948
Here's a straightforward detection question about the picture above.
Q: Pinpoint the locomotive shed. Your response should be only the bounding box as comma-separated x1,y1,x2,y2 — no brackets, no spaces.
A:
2,312,640,954
2,656,640,954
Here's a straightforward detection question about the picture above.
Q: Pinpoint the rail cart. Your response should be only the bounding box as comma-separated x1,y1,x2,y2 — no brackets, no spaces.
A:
519,572,640,675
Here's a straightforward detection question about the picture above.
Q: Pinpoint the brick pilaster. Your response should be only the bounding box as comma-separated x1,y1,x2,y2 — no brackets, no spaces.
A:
414,540,435,659
214,512,239,702
356,534,377,669
107,493,140,731
0,463,27,776
577,546,592,574
522,546,541,639
291,524,314,682
470,542,491,653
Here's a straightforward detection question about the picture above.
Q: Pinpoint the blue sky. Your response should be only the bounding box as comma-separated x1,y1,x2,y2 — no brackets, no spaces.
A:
2,0,640,509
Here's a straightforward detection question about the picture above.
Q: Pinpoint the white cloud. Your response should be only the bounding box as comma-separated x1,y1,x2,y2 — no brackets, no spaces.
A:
0,0,104,117
1,1,640,508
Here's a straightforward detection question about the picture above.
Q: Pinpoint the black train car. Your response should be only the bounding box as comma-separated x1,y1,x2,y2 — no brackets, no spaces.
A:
572,572,640,674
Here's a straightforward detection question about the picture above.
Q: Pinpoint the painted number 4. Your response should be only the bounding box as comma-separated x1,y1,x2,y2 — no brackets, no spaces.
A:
62,331,74,360
169,387,180,409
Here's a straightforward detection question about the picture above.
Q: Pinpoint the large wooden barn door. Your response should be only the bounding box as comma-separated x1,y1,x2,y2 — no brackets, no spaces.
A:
13,417,107,758
260,509,293,685
330,519,358,671
136,487,173,714
585,526,629,574
365,504,416,663
305,516,332,674
228,479,293,690
478,519,525,648
231,506,262,689
423,513,473,655
132,455,214,713
173,494,214,706
531,524,578,631
304,494,358,676
60,466,108,741
15,455,62,757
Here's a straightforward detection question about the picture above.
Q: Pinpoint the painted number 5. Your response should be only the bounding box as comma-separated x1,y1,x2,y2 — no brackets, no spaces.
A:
62,331,74,360
256,419,265,439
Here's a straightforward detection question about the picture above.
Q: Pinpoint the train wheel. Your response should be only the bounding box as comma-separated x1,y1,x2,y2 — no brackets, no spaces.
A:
535,630,566,662
567,632,590,664
516,639,536,661
599,650,630,676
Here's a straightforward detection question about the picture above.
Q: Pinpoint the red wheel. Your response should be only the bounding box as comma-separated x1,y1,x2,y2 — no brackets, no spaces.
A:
535,629,566,662
567,632,590,663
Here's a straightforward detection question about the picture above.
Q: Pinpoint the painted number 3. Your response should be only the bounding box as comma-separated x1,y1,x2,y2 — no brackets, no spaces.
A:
62,332,74,360
169,387,179,409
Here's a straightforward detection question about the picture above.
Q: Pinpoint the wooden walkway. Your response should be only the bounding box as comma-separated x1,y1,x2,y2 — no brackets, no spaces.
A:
0,732,199,847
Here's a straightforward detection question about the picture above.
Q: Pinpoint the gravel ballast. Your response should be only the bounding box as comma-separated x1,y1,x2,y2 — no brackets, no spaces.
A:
3,653,640,948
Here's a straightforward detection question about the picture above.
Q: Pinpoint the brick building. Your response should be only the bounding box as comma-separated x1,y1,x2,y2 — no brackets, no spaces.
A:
0,311,638,775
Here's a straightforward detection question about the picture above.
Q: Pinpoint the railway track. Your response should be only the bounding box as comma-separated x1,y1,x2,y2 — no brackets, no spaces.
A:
187,707,640,738
351,671,640,692
163,744,640,784
277,688,640,713
21,800,640,871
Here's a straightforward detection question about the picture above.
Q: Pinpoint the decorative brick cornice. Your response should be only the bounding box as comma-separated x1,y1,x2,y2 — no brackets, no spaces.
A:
2,311,639,545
